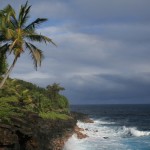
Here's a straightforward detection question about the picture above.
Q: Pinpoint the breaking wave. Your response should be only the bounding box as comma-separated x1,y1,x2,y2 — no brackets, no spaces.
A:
63,119,150,150
121,126,150,137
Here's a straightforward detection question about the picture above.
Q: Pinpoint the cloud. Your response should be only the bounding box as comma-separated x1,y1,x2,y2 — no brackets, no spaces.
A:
8,23,150,103
64,72,150,104
12,71,51,80
1,0,150,104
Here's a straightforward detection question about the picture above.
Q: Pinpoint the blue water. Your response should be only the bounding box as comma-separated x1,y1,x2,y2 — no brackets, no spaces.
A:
64,104,150,150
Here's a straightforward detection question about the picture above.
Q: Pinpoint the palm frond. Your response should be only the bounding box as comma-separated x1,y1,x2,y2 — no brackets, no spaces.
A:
0,34,10,42
10,18,18,29
25,18,47,31
22,6,31,27
26,34,57,46
0,44,10,53
2,4,16,22
0,11,5,22
25,42,44,70
2,28,15,40
0,5,17,29
18,1,31,27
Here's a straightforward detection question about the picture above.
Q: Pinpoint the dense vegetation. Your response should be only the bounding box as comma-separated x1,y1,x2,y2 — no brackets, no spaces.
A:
0,52,7,76
0,2,70,124
0,78,70,123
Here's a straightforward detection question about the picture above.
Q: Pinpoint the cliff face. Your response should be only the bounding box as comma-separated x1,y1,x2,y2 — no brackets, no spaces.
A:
0,112,76,150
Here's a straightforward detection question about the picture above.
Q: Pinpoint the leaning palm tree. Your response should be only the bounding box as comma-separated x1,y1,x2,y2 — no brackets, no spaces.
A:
0,2,56,89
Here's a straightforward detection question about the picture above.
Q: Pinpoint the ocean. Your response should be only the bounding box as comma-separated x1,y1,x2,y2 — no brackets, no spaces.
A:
63,104,150,150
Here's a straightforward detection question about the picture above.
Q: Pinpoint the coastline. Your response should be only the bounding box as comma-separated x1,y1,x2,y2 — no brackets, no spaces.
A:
1,105,150,150
0,111,92,150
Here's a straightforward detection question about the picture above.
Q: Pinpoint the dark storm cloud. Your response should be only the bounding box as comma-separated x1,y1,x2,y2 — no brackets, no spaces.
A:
1,0,150,104
64,73,150,104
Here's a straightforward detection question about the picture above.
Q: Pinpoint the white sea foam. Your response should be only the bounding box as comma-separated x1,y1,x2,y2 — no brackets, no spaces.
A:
121,126,150,137
63,119,150,150
63,134,86,150
94,119,115,125
76,120,121,139
77,119,150,138
63,134,128,150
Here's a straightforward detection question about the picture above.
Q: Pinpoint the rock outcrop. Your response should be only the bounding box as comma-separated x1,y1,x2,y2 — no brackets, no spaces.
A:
74,126,88,139
71,112,94,123
0,112,76,150
0,112,92,150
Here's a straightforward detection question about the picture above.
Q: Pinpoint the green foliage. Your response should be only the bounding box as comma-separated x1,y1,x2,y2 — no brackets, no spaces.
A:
0,96,23,123
47,83,65,100
29,94,52,113
39,112,71,120
57,95,69,109
0,52,7,76
0,78,70,122
0,96,18,102
0,1,70,121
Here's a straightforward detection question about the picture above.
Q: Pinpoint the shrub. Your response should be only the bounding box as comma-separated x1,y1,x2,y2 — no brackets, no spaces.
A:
39,111,71,120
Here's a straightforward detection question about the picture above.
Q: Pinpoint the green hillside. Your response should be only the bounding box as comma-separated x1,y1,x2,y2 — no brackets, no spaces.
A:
0,78,70,123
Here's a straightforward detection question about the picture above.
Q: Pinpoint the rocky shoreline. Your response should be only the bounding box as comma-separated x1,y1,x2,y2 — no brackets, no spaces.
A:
0,112,93,150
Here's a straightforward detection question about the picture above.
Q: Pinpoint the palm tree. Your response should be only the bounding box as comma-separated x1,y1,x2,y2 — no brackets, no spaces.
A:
0,2,56,89
47,83,65,100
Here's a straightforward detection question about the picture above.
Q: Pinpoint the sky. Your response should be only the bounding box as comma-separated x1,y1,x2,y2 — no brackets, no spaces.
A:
1,0,150,104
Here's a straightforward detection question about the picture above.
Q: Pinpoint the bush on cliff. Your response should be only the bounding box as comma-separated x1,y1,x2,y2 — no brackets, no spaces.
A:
0,78,70,122
0,96,23,123
39,111,71,120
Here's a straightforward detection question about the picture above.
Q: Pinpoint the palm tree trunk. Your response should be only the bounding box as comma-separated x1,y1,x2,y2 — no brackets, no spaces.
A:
0,55,18,89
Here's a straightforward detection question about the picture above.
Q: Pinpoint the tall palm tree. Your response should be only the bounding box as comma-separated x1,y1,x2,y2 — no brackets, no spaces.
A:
0,2,56,89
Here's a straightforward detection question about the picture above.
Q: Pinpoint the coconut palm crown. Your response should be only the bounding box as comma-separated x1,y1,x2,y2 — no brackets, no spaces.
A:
0,2,56,89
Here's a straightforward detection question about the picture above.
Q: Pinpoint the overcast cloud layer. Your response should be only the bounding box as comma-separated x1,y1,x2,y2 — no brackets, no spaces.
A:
1,0,150,104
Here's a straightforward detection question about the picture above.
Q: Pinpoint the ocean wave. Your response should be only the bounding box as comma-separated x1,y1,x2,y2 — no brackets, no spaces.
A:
63,119,150,150
77,119,150,139
120,126,150,137
93,119,115,125
63,134,85,150
77,120,118,138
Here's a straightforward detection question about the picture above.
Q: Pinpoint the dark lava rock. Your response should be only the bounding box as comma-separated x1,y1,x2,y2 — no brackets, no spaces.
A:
71,112,94,123
0,112,76,150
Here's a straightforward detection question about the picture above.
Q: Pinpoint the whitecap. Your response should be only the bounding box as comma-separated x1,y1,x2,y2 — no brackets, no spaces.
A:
63,119,150,150
120,126,150,137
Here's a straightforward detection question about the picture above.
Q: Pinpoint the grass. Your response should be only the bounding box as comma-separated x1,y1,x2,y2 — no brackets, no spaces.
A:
0,96,23,123
39,111,71,120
